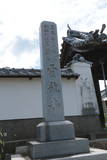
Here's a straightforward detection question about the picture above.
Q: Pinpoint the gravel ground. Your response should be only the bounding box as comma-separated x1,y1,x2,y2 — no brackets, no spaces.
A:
90,138,107,150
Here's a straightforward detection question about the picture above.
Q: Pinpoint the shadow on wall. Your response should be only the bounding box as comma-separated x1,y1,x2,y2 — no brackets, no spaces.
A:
82,106,96,115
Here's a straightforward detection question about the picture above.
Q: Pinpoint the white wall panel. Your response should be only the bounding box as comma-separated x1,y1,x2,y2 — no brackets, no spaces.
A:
0,77,79,120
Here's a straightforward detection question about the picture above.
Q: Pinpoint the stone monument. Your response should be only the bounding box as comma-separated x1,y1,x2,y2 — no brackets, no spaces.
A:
14,21,107,160
28,21,90,159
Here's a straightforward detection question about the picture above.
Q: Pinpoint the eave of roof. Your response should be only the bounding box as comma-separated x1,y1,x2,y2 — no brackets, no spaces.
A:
0,68,79,79
60,39,107,80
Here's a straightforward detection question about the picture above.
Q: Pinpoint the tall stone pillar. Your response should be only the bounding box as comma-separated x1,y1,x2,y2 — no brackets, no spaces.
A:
28,21,89,159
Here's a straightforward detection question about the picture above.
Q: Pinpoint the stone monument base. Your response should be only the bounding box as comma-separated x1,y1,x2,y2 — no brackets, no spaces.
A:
36,120,75,142
13,148,107,160
28,138,89,159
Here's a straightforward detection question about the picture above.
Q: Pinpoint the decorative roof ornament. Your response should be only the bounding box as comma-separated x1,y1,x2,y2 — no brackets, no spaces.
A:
63,24,107,53
62,66,79,79
65,54,92,68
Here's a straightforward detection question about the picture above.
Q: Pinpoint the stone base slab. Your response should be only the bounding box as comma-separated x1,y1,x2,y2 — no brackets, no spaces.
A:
28,138,89,159
36,120,75,142
12,148,107,160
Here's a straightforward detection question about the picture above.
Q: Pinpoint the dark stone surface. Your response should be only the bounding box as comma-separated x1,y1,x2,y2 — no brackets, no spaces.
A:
67,115,102,138
0,118,42,141
0,115,102,153
0,116,102,141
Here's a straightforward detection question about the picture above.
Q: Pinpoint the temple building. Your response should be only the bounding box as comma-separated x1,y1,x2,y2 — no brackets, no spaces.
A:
60,24,107,127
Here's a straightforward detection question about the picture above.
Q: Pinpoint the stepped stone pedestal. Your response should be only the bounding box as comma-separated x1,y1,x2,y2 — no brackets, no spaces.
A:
36,121,75,142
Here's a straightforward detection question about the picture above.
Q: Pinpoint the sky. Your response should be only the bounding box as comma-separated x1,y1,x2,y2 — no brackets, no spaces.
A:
0,0,107,90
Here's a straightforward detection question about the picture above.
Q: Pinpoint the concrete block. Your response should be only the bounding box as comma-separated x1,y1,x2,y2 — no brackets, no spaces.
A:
36,120,75,142
12,148,107,160
28,138,89,159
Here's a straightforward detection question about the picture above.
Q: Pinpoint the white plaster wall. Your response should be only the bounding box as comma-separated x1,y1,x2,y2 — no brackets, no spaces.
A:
0,77,79,120
0,78,42,120
62,78,81,116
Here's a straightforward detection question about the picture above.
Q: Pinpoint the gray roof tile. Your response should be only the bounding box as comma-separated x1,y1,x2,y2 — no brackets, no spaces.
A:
0,68,79,79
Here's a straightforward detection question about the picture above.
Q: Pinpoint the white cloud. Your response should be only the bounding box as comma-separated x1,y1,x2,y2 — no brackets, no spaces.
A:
0,47,40,69
0,0,107,68
15,49,40,68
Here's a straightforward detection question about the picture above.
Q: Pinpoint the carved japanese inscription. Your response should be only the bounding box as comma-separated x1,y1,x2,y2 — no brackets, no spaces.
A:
40,21,65,122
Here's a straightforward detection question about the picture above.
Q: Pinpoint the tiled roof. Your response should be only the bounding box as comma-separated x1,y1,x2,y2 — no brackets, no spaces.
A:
0,68,79,79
